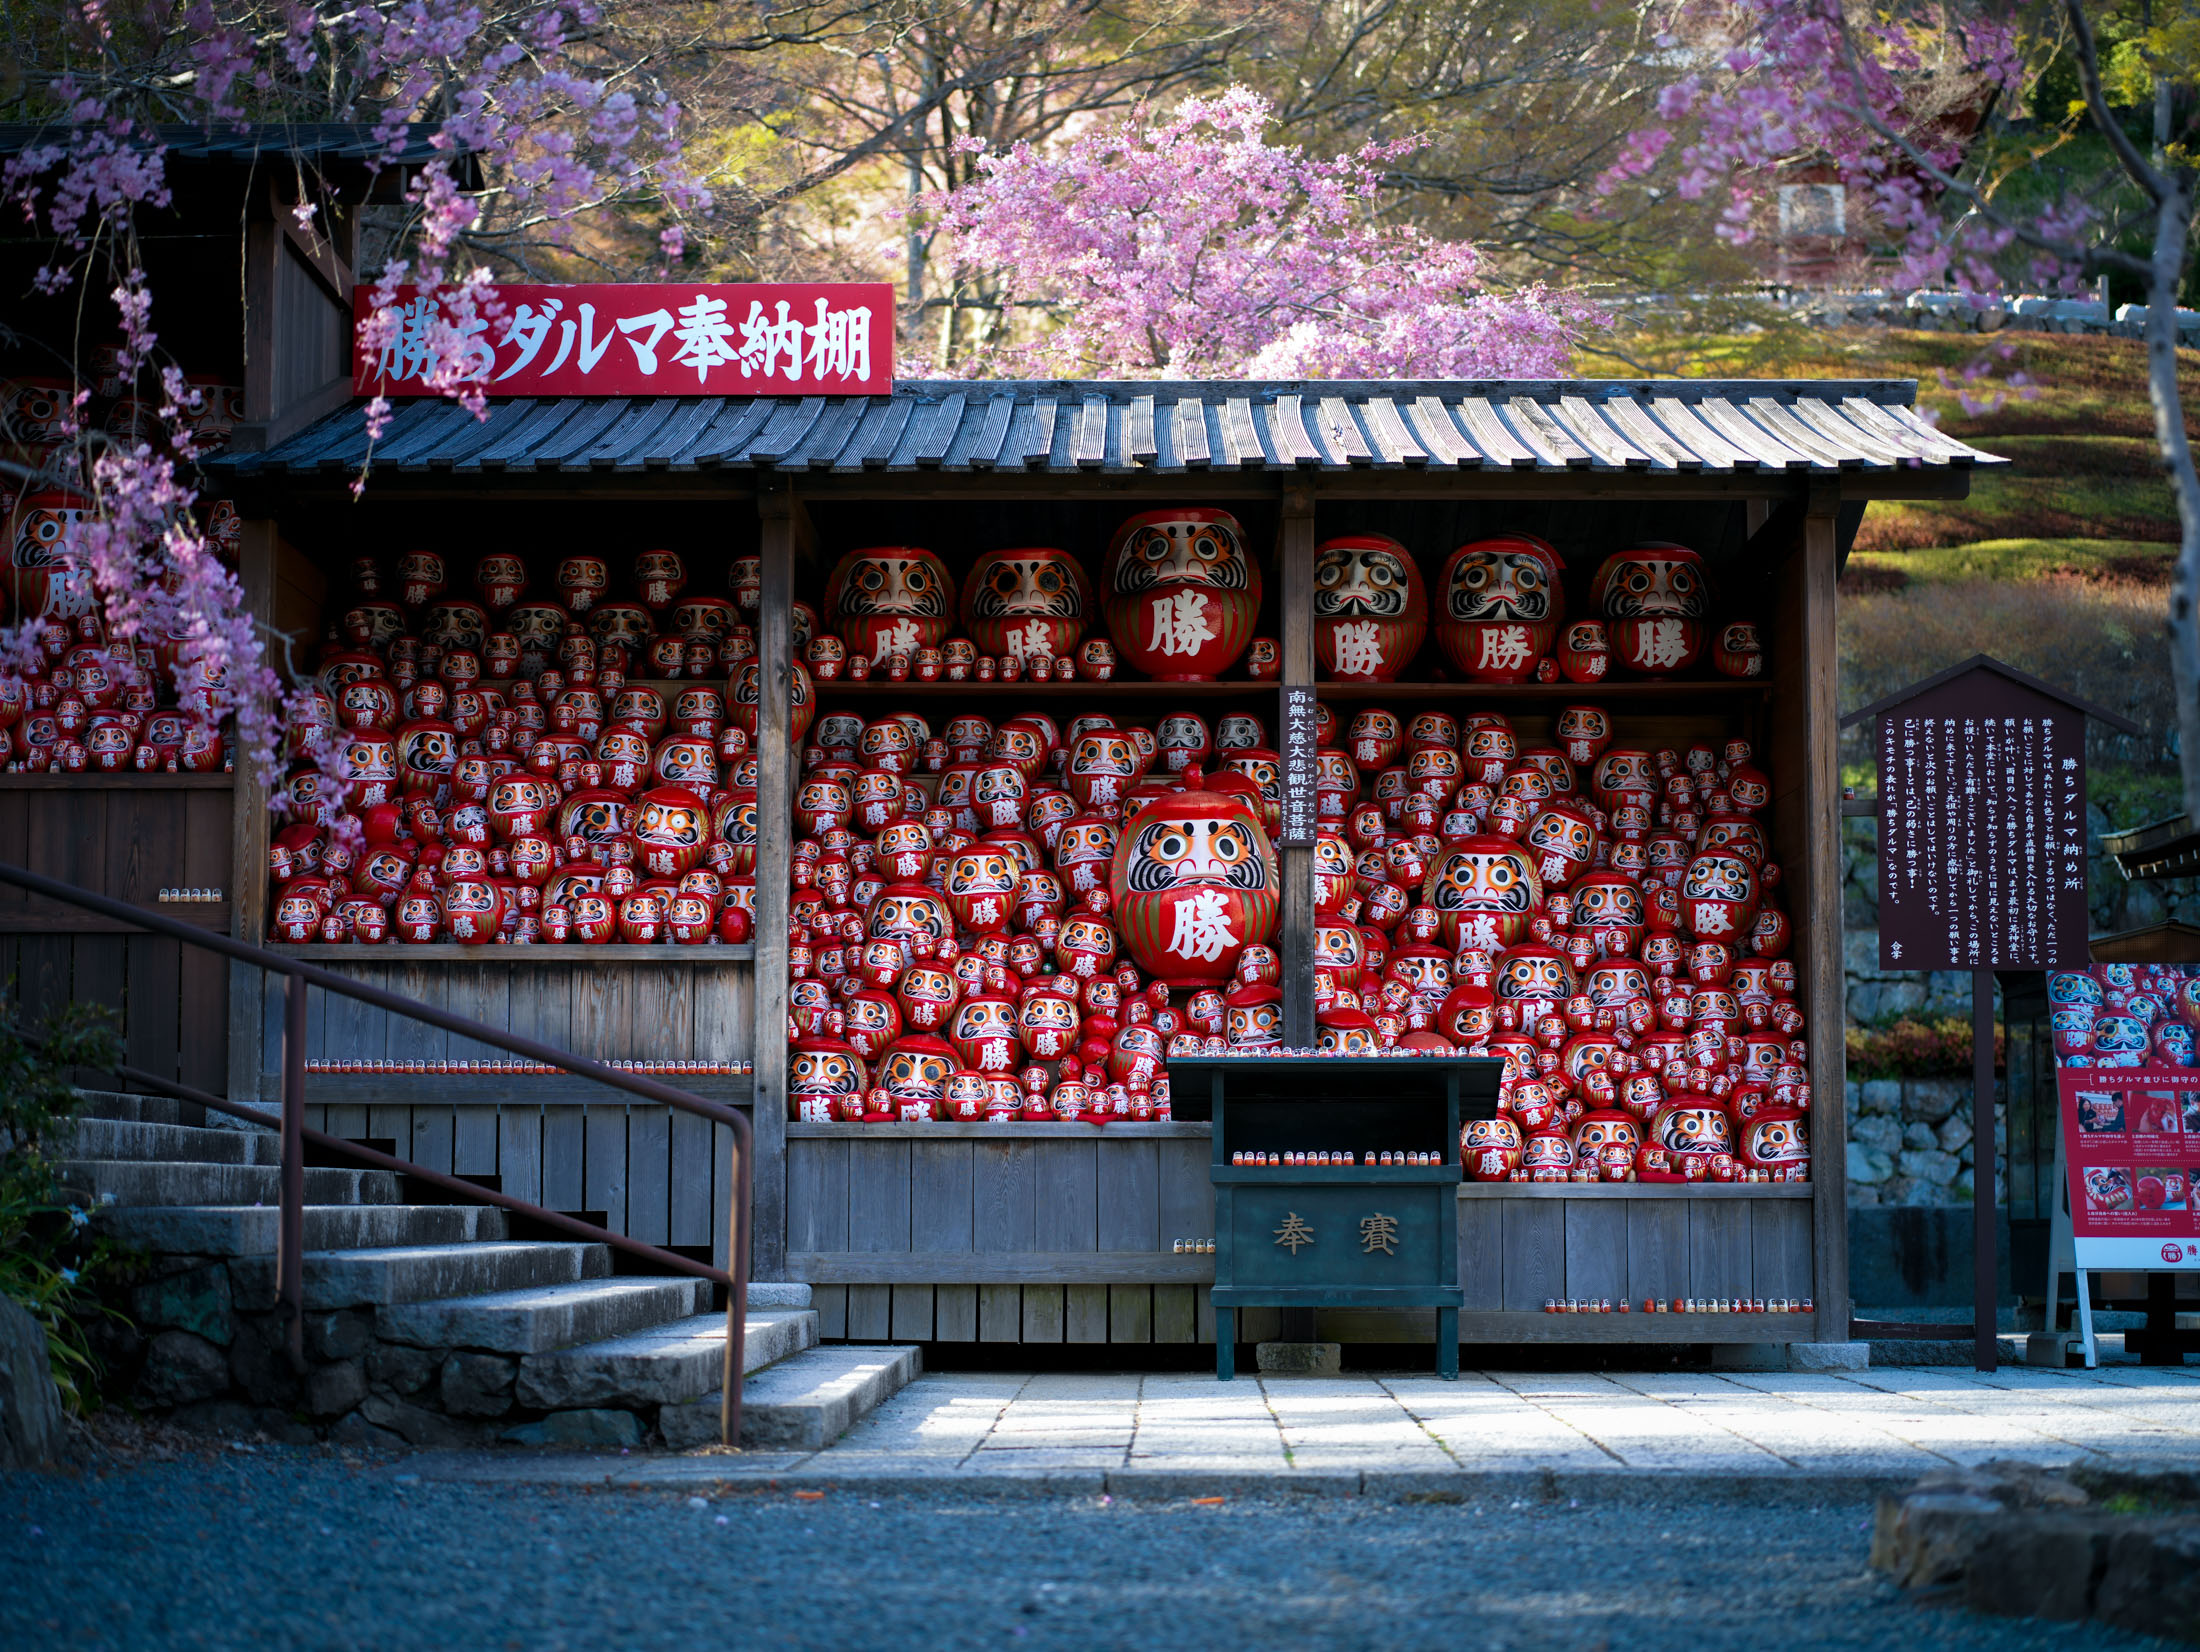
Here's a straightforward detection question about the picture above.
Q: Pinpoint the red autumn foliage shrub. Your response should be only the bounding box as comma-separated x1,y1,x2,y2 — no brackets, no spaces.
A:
1845,1016,2004,1079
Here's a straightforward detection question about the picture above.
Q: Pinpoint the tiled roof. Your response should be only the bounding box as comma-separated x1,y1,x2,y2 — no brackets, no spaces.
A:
0,121,452,166
213,378,2005,478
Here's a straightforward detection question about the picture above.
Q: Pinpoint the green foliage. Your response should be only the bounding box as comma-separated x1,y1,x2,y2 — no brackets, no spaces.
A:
2091,765,2189,832
1846,538,2173,584
0,994,127,1414
1845,1016,2002,1080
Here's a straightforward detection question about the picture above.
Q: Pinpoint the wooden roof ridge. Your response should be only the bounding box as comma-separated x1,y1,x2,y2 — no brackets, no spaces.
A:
1838,653,2143,734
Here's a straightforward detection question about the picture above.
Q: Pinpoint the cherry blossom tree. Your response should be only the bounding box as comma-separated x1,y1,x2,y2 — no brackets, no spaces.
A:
2,0,711,802
912,85,1602,378
1609,0,2200,818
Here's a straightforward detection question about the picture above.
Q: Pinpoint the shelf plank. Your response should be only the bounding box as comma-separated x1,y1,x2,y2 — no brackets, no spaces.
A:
0,773,235,790
1456,1182,1810,1199
786,1121,1210,1139
266,943,757,963
279,1074,753,1107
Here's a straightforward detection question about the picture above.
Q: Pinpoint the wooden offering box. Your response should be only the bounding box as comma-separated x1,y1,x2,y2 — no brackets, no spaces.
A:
213,377,2006,1344
1176,1054,1499,1377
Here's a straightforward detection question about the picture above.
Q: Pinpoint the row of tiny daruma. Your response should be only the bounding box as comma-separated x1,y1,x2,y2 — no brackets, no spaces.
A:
781,510,1810,1187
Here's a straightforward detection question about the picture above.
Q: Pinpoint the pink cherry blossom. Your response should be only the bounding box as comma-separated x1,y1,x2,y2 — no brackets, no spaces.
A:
915,87,1602,380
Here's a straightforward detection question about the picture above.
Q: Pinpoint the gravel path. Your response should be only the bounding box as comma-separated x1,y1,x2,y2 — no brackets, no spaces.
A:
0,1453,2169,1652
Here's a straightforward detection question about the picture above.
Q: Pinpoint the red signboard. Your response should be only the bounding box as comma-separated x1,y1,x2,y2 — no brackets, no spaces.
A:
354,282,895,398
2057,1066,2200,1269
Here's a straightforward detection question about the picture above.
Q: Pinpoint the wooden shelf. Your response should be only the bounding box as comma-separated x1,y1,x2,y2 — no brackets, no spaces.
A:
282,1074,753,1106
1313,679,1771,704
809,678,1282,703
785,1120,1210,1138
1456,1181,1809,1198
0,772,234,789
267,942,756,962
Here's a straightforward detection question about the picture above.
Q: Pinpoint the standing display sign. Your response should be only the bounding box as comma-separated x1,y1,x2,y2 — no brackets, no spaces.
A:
1874,668,2090,970
356,282,896,398
1843,656,2140,1370
2055,1068,2200,1268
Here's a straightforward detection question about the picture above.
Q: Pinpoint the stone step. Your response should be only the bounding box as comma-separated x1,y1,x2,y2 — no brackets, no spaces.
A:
97,1203,511,1256
514,1309,818,1411
64,1116,281,1166
377,1276,712,1354
226,1242,609,1311
73,1089,190,1127
59,1160,401,1208
659,1344,922,1452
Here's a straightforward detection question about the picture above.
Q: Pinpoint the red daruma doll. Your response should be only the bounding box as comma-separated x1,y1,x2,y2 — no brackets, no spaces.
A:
1313,533,1426,682
1434,535,1565,684
1101,509,1262,681
824,546,956,665
1589,541,1711,676
1108,788,1280,990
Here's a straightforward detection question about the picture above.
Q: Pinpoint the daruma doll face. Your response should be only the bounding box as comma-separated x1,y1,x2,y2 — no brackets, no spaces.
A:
826,546,956,662
1421,836,1542,952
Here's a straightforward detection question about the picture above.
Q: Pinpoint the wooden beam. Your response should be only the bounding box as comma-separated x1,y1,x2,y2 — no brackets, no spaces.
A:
1278,483,1316,1047
750,479,800,1278
227,516,277,1103
1798,499,1850,1342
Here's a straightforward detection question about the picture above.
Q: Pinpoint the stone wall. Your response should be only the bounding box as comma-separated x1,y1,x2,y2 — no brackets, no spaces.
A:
1844,1075,2005,1208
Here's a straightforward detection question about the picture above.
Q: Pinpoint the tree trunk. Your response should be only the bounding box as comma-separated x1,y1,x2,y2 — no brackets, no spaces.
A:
2145,180,2200,825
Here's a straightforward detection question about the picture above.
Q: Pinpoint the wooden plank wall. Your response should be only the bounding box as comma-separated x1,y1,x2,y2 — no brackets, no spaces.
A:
0,780,234,1096
291,958,755,1269
1456,1191,1813,1332
788,1132,1270,1344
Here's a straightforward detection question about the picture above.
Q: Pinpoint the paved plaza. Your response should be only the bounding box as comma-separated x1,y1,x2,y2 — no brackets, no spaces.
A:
418,1359,2200,1495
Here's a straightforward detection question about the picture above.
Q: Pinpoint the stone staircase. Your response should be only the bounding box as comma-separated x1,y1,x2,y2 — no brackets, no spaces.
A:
67,1091,917,1450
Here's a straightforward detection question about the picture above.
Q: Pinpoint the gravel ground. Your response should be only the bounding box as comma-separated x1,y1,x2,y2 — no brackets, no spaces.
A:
0,1451,2173,1652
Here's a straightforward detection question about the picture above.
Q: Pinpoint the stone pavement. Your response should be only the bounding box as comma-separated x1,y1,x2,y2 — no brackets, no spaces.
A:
408,1360,2200,1497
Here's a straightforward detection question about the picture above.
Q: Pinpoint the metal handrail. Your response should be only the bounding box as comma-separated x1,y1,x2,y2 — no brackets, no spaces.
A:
0,860,753,1449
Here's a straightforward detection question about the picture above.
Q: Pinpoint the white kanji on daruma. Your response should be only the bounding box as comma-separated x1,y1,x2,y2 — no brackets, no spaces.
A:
1108,787,1279,989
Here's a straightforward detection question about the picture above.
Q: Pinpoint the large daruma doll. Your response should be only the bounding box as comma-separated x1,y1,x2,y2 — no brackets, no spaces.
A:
1108,788,1279,989
1313,533,1425,682
1589,541,1711,676
960,547,1091,665
1101,509,1262,681
1434,534,1565,683
823,546,956,664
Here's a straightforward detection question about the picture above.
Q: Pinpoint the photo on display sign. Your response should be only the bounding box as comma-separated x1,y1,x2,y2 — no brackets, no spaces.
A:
2082,1165,2133,1212
2132,1169,2192,1212
2130,1090,2187,1136
2078,1091,2126,1134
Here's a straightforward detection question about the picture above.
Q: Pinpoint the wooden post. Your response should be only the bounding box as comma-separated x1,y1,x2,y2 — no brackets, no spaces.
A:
1974,968,1998,1372
751,480,798,1278
1799,489,1850,1344
1278,484,1316,1048
228,517,278,1104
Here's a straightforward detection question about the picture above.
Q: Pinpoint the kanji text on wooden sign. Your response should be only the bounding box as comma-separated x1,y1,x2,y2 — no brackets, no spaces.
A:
1872,670,2088,971
355,283,895,397
1278,685,1318,848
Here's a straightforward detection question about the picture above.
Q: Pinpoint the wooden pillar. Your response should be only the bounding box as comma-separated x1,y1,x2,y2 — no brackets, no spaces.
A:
750,480,800,1277
1973,968,1998,1371
226,516,278,1105
1799,489,1850,1342
1278,484,1316,1047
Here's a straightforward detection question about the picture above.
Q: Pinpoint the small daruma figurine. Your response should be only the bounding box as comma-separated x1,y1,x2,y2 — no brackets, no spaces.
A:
1712,619,1764,679
1313,533,1425,682
824,546,956,664
960,547,1091,664
1434,534,1565,684
1101,509,1261,681
1589,541,1711,675
1421,836,1543,953
1109,788,1279,989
